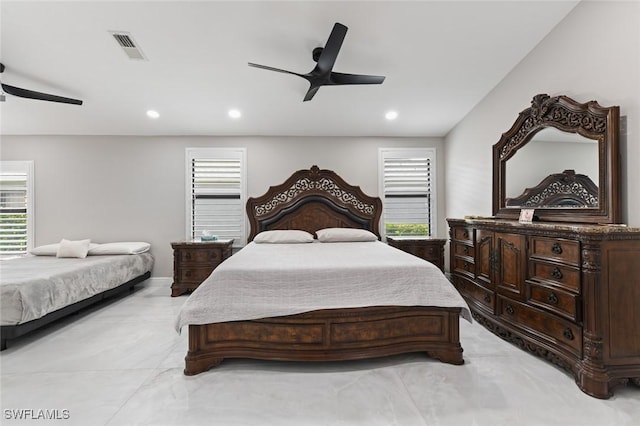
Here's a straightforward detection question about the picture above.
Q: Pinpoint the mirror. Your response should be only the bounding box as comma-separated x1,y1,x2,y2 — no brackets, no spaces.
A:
505,128,599,207
493,94,621,224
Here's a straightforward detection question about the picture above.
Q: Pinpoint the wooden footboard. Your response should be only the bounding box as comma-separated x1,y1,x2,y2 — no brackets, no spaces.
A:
184,306,463,375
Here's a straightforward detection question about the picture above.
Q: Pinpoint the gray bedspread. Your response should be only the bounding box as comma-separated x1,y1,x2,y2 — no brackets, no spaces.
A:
176,241,471,332
0,253,154,326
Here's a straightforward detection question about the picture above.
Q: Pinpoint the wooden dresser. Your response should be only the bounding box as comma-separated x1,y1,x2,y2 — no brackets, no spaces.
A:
386,236,446,272
447,218,640,398
171,240,233,297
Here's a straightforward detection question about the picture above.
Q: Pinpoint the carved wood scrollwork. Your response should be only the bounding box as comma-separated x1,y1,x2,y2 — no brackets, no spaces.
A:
472,311,574,374
581,246,601,270
246,166,383,242
500,94,607,160
253,175,376,218
583,333,604,362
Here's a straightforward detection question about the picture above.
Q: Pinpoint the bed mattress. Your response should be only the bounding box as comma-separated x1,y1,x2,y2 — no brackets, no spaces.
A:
0,253,154,326
176,241,471,331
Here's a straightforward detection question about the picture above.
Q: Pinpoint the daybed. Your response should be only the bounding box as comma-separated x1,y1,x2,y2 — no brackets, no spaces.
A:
1,242,153,350
176,166,471,375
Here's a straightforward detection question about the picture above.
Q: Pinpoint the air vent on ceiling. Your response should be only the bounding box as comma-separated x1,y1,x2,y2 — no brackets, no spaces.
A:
109,31,147,60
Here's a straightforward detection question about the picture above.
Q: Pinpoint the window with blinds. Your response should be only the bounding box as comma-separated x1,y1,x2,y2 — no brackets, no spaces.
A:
0,161,34,257
185,148,246,246
379,148,435,237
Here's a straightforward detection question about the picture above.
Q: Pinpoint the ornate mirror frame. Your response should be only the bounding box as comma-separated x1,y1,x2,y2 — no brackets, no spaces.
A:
493,94,621,224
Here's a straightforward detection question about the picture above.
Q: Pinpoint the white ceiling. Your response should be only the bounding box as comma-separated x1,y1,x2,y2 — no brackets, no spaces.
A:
0,1,579,137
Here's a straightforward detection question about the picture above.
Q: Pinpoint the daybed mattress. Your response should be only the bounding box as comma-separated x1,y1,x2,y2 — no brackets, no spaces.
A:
176,241,471,331
0,253,154,326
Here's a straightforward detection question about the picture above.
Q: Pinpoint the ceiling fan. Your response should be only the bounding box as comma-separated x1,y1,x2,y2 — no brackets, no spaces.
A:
0,63,83,105
248,22,385,102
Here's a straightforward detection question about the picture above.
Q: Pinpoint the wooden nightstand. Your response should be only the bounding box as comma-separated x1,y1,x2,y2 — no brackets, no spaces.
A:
386,236,446,272
171,239,233,296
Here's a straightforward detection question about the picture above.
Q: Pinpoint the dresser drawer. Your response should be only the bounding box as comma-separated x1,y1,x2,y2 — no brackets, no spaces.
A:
452,227,473,243
529,237,580,267
452,242,474,258
179,248,222,264
452,256,475,277
527,282,579,321
453,275,494,312
497,296,582,357
528,260,580,292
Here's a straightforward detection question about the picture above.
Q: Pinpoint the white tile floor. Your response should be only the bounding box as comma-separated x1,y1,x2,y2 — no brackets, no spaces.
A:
1,279,638,426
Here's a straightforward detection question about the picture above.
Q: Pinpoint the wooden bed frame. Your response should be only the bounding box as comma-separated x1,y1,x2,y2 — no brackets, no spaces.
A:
184,166,464,375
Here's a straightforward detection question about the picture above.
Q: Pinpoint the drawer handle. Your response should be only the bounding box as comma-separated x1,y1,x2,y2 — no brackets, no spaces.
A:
551,267,563,280
484,294,491,303
506,305,514,315
547,292,559,304
551,243,563,255
563,328,574,340
463,246,469,255
462,230,469,238
185,252,192,260
464,262,470,271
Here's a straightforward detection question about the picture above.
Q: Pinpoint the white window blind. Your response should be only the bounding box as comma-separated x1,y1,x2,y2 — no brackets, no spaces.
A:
379,149,435,237
186,148,246,246
0,161,34,257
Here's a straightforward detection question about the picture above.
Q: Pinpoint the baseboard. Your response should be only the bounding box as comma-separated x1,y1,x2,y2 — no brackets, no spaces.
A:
146,276,172,286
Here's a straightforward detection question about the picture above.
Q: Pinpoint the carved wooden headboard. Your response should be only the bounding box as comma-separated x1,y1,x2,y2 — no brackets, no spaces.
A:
505,169,599,208
246,165,383,242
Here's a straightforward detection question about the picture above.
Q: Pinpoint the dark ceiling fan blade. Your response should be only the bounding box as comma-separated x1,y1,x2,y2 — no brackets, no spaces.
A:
248,62,304,78
303,86,320,102
1,83,83,105
315,23,348,74
330,72,386,86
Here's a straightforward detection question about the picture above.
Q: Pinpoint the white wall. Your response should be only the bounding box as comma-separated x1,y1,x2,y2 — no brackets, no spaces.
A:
445,1,640,229
0,135,443,277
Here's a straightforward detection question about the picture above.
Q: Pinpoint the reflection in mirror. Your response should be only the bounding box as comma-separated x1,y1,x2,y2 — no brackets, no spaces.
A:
505,128,599,208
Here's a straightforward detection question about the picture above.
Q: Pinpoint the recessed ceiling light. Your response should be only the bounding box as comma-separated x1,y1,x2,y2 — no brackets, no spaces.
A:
385,111,398,120
228,109,242,119
146,110,159,119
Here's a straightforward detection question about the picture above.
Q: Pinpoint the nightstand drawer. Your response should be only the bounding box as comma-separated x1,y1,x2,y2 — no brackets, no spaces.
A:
179,267,214,284
403,245,441,261
179,248,221,264
386,237,446,272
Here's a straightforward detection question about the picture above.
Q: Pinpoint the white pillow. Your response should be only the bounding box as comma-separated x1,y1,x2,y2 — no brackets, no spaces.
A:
316,228,378,242
56,239,92,258
88,242,151,255
30,242,99,256
253,230,314,244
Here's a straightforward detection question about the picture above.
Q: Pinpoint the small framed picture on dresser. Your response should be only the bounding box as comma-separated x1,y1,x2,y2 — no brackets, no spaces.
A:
519,208,535,223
